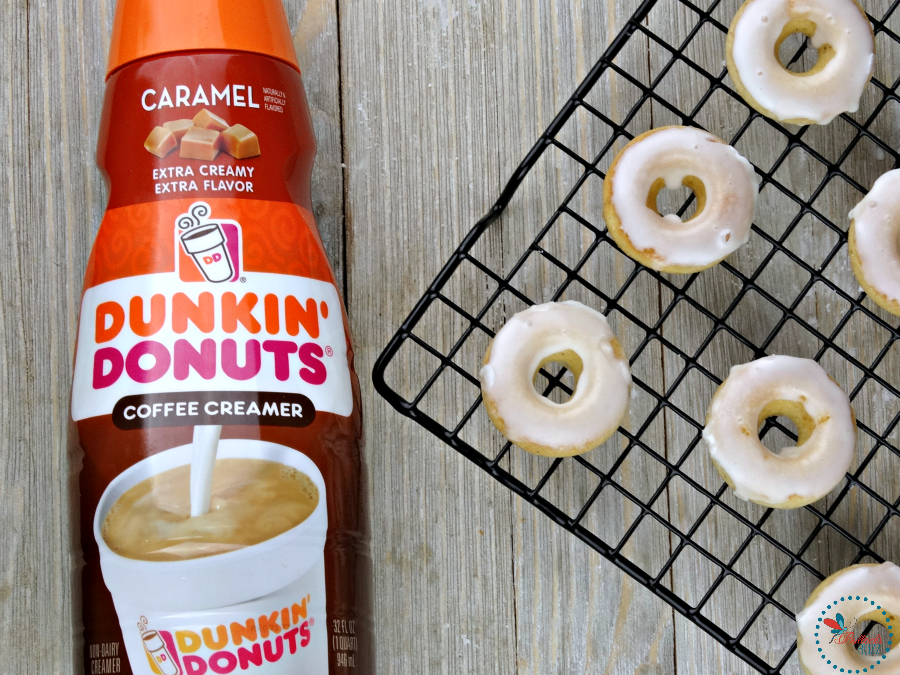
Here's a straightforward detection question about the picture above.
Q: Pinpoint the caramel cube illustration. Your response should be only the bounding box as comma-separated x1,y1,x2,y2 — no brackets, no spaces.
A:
144,126,177,158
162,119,194,142
220,124,261,159
192,108,229,132
180,127,221,161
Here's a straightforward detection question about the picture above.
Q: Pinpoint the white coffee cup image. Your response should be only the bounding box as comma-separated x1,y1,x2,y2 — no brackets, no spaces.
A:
180,224,234,283
94,440,329,674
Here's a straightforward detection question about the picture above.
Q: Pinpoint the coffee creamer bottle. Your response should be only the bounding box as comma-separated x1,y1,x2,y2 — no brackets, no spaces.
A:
71,2,369,673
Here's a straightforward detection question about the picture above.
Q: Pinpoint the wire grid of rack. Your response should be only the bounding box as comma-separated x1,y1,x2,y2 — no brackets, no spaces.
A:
372,0,900,671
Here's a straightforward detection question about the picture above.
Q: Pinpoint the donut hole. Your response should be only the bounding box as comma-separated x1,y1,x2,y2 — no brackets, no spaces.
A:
775,20,836,75
843,617,893,663
757,399,816,455
534,350,583,404
759,416,800,454
647,175,706,223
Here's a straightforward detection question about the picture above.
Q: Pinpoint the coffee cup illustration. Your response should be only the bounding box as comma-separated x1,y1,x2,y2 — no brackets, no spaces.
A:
180,224,234,283
175,201,241,284
142,631,179,675
93,440,329,674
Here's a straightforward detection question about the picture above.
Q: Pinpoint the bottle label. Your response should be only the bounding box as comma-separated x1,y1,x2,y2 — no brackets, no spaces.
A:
72,201,353,423
77,53,366,675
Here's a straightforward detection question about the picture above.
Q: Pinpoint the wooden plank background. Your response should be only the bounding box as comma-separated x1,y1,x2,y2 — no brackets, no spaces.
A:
1,0,895,673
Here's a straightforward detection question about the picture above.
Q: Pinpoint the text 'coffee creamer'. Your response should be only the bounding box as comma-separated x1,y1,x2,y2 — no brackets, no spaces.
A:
71,2,369,674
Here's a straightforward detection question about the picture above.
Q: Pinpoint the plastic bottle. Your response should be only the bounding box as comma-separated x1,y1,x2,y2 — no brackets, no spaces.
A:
70,2,369,673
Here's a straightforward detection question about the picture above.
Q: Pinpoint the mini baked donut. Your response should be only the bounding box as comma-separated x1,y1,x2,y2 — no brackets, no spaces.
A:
602,126,757,274
849,169,900,317
797,563,900,675
479,301,632,458
702,355,855,508
726,0,874,125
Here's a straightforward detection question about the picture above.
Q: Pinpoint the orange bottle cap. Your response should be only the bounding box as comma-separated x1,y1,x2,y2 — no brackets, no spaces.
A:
107,0,299,78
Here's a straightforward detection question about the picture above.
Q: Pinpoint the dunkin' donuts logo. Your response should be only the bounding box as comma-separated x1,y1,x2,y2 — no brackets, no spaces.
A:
137,596,316,675
177,202,242,283
71,269,354,421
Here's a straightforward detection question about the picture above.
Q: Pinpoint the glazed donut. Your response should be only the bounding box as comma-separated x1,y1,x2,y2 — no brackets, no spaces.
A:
602,126,757,274
849,169,900,317
702,355,855,508
797,563,900,675
479,301,632,458
726,0,874,125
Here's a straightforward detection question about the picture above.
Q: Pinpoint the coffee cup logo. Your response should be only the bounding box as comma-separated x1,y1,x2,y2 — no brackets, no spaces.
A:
176,202,241,283
141,630,180,675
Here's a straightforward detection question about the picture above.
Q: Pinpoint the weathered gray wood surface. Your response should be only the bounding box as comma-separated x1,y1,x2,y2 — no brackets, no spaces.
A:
1,0,895,673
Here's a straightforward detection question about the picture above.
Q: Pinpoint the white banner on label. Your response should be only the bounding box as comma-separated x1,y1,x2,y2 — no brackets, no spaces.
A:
72,272,352,421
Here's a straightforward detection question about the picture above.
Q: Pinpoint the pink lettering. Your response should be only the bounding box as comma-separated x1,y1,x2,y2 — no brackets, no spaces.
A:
299,343,327,385
263,636,284,663
221,339,261,380
183,655,208,675
238,643,263,669
174,339,216,380
93,347,124,389
208,651,237,674
125,341,171,383
283,628,299,655
263,340,298,381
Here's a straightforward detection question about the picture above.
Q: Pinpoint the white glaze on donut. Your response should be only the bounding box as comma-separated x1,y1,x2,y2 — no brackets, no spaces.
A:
702,355,855,507
849,169,900,312
797,563,900,674
730,0,874,124
606,127,757,271
480,301,632,457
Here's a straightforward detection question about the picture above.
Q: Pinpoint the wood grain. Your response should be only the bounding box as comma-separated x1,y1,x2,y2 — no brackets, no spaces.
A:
340,1,519,672
0,0,109,671
2,0,896,673
289,0,346,288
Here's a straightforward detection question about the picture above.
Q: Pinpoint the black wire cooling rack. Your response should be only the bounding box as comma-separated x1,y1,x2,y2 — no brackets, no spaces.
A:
372,0,900,671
